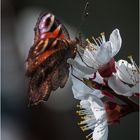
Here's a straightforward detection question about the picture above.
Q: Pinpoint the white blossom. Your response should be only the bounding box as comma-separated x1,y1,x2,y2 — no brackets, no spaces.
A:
68,56,104,100
82,29,122,70
77,95,108,140
108,59,139,96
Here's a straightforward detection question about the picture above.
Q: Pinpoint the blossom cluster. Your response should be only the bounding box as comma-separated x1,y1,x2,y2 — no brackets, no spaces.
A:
67,29,139,140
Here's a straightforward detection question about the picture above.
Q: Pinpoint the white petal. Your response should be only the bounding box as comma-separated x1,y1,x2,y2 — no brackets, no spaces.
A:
87,95,108,140
116,60,138,85
88,95,106,119
96,41,112,65
108,75,133,96
130,83,139,93
72,66,86,79
92,122,108,140
80,100,91,109
83,73,104,98
71,77,103,100
91,90,104,98
71,77,93,100
67,58,95,76
109,29,122,57
79,95,108,140
83,48,99,69
94,72,104,84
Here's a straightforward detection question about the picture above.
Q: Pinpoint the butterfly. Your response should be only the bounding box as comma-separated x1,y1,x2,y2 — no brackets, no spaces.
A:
26,11,79,105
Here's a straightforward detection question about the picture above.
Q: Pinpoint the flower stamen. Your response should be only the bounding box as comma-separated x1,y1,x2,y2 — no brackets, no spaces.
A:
91,36,99,46
76,103,108,140
98,36,103,43
96,38,102,45
86,131,93,139
128,55,139,73
116,65,137,84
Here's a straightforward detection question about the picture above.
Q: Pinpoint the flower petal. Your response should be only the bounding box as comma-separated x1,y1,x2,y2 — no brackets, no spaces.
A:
92,90,104,98
87,95,108,140
83,48,99,69
83,41,113,70
116,60,138,85
80,100,91,109
88,95,106,119
72,77,103,100
71,77,92,100
109,29,122,57
67,57,95,76
130,83,139,93
78,95,108,140
92,122,108,140
90,72,104,84
96,41,113,65
108,75,133,96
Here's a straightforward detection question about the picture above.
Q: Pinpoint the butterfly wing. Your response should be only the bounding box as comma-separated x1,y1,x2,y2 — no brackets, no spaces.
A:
27,42,76,105
26,12,76,105
26,12,70,76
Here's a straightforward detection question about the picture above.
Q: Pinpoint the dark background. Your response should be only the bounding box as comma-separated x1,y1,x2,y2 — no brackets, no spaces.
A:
2,0,139,140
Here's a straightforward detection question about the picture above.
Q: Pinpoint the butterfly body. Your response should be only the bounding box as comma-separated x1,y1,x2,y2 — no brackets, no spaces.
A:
26,12,78,105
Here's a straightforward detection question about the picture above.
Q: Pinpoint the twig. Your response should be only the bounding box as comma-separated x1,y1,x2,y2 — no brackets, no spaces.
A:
84,79,139,112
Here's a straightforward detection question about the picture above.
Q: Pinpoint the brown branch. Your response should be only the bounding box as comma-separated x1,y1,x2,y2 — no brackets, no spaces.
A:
83,78,139,112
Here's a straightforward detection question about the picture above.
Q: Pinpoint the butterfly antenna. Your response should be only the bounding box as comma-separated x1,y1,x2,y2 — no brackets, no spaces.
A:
73,1,95,70
76,1,90,38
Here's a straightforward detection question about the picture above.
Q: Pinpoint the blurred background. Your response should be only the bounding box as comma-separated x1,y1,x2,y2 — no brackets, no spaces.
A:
1,0,139,140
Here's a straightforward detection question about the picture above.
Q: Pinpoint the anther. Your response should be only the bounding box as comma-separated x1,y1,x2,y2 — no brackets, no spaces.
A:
101,32,105,36
86,38,92,45
91,36,98,46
